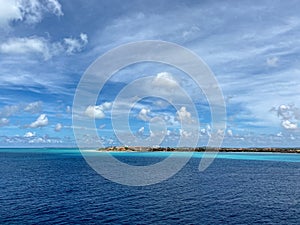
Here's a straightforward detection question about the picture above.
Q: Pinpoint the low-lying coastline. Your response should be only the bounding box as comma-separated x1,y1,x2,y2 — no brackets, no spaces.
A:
98,146,300,153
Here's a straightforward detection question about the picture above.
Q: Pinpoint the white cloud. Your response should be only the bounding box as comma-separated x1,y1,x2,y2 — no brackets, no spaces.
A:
276,104,292,119
176,106,193,123
30,114,48,128
0,105,19,117
163,115,179,126
26,135,62,144
281,120,297,130
0,0,22,28
80,33,88,44
0,36,54,59
99,124,106,129
46,0,63,16
0,118,9,127
85,102,112,119
200,128,206,135
1,133,64,145
206,124,212,137
0,0,63,28
149,130,155,138
270,104,300,130
101,102,112,110
179,129,192,138
90,2,300,138
85,106,104,119
64,33,88,55
2,1,300,147
0,33,88,59
166,129,171,136
138,108,151,121
54,123,62,131
107,71,196,116
152,72,178,90
24,101,42,114
66,105,71,113
0,101,42,121
227,129,233,137
138,126,144,135
24,131,35,137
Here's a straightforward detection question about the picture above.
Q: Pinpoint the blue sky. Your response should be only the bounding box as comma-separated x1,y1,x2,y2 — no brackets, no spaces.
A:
1,0,300,147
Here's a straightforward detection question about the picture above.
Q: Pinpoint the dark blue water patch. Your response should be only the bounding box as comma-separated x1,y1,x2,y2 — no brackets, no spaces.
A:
111,153,169,166
0,150,299,224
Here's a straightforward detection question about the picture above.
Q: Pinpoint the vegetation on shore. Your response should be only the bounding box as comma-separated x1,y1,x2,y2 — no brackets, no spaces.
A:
98,146,300,153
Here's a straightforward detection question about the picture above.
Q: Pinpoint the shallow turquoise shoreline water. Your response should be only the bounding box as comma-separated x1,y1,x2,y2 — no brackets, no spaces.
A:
1,148,299,162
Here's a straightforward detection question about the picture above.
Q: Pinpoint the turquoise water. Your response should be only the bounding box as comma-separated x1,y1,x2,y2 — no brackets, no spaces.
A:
1,148,299,224
2,148,299,162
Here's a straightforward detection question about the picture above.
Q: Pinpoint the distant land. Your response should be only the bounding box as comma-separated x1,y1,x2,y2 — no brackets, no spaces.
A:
98,146,300,153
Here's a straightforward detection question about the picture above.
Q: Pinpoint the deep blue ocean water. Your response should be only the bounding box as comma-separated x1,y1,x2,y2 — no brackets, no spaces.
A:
1,148,299,224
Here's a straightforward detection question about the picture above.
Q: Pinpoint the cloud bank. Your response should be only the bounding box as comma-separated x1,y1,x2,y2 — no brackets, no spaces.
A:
0,0,63,28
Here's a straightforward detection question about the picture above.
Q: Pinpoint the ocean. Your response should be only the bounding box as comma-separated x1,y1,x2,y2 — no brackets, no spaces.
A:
1,148,299,224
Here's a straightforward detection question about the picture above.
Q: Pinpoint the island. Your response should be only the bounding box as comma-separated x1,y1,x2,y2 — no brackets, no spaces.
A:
98,146,300,153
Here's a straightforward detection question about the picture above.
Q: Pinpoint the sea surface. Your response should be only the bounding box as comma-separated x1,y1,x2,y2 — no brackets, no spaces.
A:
1,148,299,224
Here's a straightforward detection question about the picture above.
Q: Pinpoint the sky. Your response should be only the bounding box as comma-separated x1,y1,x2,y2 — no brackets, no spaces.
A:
1,0,300,147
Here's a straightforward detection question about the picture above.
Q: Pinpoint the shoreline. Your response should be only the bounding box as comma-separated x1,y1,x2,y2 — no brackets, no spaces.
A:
97,147,300,154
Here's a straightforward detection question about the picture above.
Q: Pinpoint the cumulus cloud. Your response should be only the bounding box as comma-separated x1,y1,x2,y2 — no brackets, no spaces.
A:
176,106,193,123
54,123,62,131
85,106,104,119
200,128,206,135
27,136,62,144
179,129,192,138
0,118,9,127
0,0,22,28
166,129,171,136
85,102,112,119
30,114,48,128
64,33,88,55
152,72,178,90
199,124,214,137
276,104,292,119
138,108,151,121
101,102,112,110
80,33,88,44
163,115,179,126
271,104,299,130
281,120,297,130
227,129,233,137
0,0,63,28
24,131,35,137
